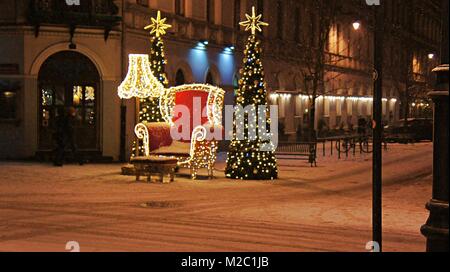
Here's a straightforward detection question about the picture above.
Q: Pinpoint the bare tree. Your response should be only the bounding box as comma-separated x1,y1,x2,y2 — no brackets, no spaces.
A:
298,0,348,140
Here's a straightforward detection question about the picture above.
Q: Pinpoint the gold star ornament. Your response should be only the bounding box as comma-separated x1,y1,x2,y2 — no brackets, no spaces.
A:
144,10,172,37
239,6,269,35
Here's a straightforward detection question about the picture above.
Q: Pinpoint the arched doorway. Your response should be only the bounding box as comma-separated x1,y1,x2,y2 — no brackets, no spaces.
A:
38,51,100,151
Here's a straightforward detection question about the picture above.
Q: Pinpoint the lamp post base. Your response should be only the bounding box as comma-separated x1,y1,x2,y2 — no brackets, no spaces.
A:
421,199,449,252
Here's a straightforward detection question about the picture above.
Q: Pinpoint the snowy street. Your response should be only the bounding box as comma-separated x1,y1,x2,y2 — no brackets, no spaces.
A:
0,143,432,252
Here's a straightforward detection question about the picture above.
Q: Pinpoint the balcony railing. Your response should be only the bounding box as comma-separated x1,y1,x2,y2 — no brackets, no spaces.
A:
28,0,121,38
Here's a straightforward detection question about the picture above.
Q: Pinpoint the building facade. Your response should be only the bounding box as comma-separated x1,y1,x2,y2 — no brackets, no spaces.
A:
0,0,443,160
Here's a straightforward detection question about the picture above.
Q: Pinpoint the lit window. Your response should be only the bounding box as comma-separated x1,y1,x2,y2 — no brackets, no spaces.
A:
0,81,19,120
0,90,16,119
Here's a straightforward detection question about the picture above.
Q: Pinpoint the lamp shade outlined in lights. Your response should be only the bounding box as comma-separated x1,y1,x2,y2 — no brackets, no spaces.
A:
118,54,164,99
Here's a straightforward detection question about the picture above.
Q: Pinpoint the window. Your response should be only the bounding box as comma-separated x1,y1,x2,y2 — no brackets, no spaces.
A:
324,98,330,117
175,0,185,16
234,0,241,30
294,6,301,42
310,13,316,46
207,0,215,23
206,71,214,85
137,0,148,7
336,24,341,55
0,89,16,119
257,0,264,19
276,1,283,39
175,69,185,86
347,100,353,116
336,99,342,116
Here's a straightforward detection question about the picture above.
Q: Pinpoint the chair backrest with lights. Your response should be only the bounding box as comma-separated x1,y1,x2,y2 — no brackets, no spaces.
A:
160,84,225,138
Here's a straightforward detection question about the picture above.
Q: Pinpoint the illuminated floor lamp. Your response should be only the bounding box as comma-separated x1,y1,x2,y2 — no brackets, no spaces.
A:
118,54,164,99
118,54,164,168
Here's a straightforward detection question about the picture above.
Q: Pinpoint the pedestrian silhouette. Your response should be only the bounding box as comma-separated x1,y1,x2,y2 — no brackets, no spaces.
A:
53,107,84,166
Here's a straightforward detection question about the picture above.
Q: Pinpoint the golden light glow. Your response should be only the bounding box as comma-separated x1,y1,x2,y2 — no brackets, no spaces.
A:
160,84,225,127
144,10,172,38
135,84,225,180
118,54,164,99
239,6,269,35
352,21,361,30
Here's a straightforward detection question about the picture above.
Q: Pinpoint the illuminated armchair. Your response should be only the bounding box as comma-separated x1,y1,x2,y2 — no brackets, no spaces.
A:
135,84,225,179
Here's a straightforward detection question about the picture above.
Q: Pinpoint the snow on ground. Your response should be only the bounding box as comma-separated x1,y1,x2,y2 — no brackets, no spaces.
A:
0,143,433,252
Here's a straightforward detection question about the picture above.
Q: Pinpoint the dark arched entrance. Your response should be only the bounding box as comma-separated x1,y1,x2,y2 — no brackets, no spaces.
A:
38,51,100,151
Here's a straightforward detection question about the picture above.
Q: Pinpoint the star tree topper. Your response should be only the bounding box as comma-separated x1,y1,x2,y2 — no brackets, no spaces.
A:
144,10,172,37
239,6,269,35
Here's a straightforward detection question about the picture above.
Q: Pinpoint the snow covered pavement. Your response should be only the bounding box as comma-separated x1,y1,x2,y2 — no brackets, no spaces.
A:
0,143,433,252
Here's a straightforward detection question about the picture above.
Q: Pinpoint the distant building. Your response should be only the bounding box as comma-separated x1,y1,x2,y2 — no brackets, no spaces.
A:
0,0,443,159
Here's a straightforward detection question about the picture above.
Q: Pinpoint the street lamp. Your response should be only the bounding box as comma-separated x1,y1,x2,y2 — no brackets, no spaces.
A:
428,53,435,60
371,4,384,253
351,3,384,252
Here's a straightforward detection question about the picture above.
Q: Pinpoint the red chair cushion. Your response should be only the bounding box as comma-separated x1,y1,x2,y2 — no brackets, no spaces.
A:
145,123,173,152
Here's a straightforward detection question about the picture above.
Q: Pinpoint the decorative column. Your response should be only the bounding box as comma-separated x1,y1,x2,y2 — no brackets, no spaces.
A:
420,64,449,252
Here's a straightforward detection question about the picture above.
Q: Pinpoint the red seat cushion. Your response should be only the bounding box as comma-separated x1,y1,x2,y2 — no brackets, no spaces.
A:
145,123,173,152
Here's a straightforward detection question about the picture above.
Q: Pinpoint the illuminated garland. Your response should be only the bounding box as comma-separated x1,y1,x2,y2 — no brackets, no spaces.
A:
160,84,225,127
135,84,225,179
270,93,398,103
132,11,171,158
226,8,278,180
118,54,164,99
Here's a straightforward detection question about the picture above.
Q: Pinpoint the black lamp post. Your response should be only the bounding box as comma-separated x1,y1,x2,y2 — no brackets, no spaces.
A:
351,1,384,252
372,3,384,252
420,0,449,252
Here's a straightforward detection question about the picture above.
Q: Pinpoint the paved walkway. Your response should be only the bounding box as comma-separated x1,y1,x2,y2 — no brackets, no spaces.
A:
0,143,433,252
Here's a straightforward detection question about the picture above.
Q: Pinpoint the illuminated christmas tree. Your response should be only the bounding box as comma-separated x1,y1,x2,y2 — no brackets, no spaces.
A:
225,7,278,180
133,11,171,157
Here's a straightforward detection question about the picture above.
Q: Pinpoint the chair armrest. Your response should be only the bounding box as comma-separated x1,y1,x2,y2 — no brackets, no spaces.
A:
187,125,219,165
190,125,208,157
135,123,150,156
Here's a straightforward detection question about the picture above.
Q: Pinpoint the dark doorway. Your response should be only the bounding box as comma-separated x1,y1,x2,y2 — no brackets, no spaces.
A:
38,51,100,151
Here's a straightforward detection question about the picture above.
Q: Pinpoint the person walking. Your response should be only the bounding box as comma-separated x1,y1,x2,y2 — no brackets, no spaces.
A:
53,107,84,166
53,106,66,166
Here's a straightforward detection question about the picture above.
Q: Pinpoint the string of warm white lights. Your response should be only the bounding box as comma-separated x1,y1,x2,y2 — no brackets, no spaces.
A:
135,84,225,179
118,54,164,99
132,11,172,157
160,84,225,126
226,6,278,180
270,93,398,103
